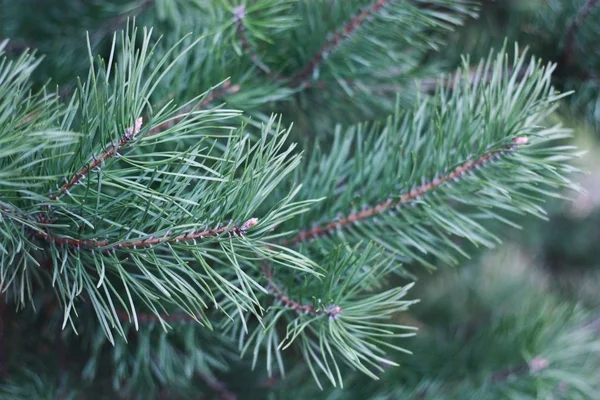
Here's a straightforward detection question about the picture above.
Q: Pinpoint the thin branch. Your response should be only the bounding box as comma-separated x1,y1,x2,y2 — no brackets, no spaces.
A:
35,218,259,251
289,0,392,87
285,137,529,246
233,5,272,75
3,198,258,252
263,267,342,319
49,118,144,201
147,81,241,136
561,0,600,66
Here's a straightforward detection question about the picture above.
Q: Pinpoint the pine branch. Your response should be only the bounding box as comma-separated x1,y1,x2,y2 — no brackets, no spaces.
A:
33,217,259,251
49,118,143,201
289,0,391,87
233,5,271,75
263,267,342,319
561,0,600,66
286,137,528,247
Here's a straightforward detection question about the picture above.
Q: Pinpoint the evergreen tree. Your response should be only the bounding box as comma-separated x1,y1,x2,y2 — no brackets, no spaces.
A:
0,1,598,399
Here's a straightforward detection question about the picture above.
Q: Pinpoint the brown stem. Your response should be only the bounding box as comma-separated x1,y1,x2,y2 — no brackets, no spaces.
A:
233,5,272,75
561,0,600,66
285,137,528,247
35,218,258,251
263,267,342,319
289,0,392,87
49,118,143,201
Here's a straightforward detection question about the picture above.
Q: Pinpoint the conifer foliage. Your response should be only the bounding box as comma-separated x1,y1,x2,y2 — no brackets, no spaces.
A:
0,1,598,398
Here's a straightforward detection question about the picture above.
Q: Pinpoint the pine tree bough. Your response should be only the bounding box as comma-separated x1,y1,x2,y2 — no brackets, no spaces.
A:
287,137,529,247
2,2,595,395
562,0,600,65
263,268,342,319
233,5,271,75
49,118,144,200
290,0,391,87
32,217,259,250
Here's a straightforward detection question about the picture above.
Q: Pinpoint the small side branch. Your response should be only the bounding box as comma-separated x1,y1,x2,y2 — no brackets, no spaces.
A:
562,0,600,66
233,5,271,75
50,118,143,201
289,0,391,87
263,267,342,319
286,138,528,246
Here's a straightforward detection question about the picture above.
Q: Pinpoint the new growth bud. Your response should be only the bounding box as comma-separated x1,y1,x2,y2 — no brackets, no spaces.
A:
240,218,259,231
512,136,528,145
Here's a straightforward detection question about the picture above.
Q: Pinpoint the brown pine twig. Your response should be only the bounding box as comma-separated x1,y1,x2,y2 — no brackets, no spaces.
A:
49,118,143,201
289,0,392,87
34,218,258,251
233,5,272,75
285,137,529,247
262,267,342,319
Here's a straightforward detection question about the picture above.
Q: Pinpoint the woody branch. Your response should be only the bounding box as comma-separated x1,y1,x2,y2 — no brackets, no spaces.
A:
562,0,600,66
233,5,272,75
49,118,144,200
286,137,529,246
35,218,259,251
289,0,391,87
263,267,342,319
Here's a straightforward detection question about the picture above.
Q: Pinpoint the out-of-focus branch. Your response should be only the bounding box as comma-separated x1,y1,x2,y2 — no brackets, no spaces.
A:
561,0,600,66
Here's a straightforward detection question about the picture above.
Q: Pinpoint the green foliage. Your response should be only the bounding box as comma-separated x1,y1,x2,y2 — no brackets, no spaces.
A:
260,248,600,399
0,1,598,399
